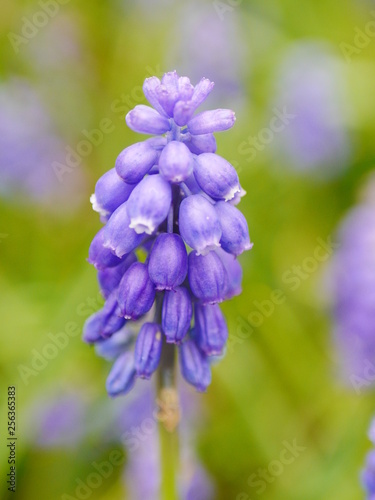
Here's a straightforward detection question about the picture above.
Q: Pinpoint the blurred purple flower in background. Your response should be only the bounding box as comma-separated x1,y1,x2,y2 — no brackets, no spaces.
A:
22,13,93,137
27,391,88,449
168,1,248,109
362,417,375,499
124,430,161,499
25,14,84,71
330,176,375,390
272,42,352,179
179,451,215,500
0,79,86,210
26,383,214,497
120,384,215,499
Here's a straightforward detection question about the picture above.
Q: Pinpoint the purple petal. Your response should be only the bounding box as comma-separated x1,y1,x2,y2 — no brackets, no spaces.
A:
215,201,252,256
143,76,168,116
187,109,235,135
98,252,137,299
115,140,160,184
127,174,172,235
182,133,217,155
90,168,135,219
179,194,222,255
117,262,155,320
158,141,194,183
195,303,228,356
134,322,163,379
190,77,215,109
126,105,171,135
193,153,240,201
162,287,192,344
102,202,145,258
88,227,123,270
148,233,188,290
179,338,211,392
188,251,228,305
106,352,137,397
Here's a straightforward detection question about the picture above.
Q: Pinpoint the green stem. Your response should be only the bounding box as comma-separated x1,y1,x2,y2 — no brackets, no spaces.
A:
156,336,180,500
158,406,179,498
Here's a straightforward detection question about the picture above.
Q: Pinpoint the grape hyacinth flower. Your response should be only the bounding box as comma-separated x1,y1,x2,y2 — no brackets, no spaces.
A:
271,42,351,179
83,71,252,400
0,78,86,209
330,184,375,392
362,417,375,499
28,392,87,450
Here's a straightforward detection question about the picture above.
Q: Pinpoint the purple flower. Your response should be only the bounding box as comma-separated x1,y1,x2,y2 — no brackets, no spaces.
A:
95,326,135,360
183,173,203,195
272,42,351,178
115,138,163,184
127,174,172,235
88,227,123,270
189,77,215,109
156,71,181,117
181,461,215,500
82,293,125,342
168,2,247,109
187,109,235,135
179,194,222,255
143,76,170,116
159,141,194,183
362,450,375,499
126,105,171,135
162,287,193,344
117,262,156,320
230,185,246,206
182,133,217,155
121,384,215,499
148,233,188,290
102,202,145,258
216,248,243,299
85,71,252,397
0,79,86,208
97,252,137,299
124,431,161,499
179,338,212,392
215,201,253,255
188,251,228,305
361,417,375,498
134,323,163,379
171,76,205,126
369,418,375,444
106,352,137,397
330,199,375,387
82,312,105,344
29,392,87,450
90,168,135,220
193,153,240,201
194,303,228,356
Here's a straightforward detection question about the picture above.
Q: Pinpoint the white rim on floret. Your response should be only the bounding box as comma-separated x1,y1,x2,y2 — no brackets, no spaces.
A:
90,194,110,218
196,242,221,256
129,217,155,235
224,185,241,202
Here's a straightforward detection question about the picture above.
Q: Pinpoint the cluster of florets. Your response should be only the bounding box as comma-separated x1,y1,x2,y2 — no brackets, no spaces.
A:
83,71,252,396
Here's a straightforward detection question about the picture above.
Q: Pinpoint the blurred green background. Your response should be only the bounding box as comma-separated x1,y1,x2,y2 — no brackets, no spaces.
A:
1,0,375,498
